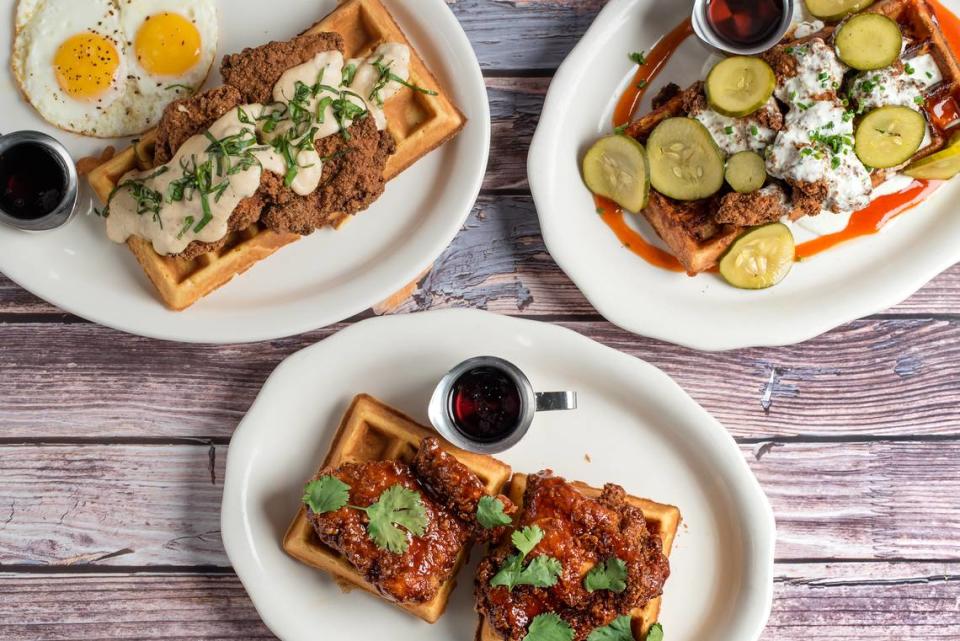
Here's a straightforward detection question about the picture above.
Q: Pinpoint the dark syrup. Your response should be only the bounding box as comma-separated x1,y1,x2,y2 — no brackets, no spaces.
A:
0,143,67,220
707,0,785,46
449,366,523,443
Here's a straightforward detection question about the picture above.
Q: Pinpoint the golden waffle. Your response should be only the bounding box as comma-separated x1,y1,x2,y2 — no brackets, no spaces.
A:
283,394,512,624
87,0,467,311
624,0,960,275
476,473,681,641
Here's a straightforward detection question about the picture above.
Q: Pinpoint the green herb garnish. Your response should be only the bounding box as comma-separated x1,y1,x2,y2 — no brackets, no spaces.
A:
584,557,628,593
301,479,429,554
477,496,512,529
646,623,664,641
586,616,633,641
302,475,351,514
629,51,647,65
490,525,563,591
524,613,574,641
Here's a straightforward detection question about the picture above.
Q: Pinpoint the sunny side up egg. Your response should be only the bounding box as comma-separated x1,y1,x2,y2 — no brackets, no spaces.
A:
12,0,218,138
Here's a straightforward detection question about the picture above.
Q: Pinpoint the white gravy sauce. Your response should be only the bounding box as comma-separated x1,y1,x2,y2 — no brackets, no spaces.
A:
106,42,412,256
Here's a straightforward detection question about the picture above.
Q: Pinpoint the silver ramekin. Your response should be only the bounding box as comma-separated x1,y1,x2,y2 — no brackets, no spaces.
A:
692,0,796,56
0,131,79,232
428,356,578,454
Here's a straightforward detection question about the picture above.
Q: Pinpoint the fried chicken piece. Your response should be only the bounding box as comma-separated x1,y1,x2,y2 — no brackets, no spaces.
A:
716,185,789,226
259,117,396,234
475,472,670,641
413,437,516,542
220,33,346,104
787,179,830,218
651,82,682,110
220,32,396,235
151,86,271,261
307,459,471,604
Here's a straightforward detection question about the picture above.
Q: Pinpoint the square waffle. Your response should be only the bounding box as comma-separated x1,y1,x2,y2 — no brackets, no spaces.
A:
87,0,467,311
624,0,960,275
283,394,513,624
476,473,681,641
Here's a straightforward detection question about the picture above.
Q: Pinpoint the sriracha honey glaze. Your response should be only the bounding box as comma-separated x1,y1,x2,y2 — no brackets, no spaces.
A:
597,2,960,270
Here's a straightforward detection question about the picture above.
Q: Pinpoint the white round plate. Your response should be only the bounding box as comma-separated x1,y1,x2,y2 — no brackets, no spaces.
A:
222,309,775,641
0,0,489,343
529,0,960,351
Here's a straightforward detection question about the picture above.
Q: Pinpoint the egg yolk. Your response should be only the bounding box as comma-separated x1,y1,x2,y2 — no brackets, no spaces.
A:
135,12,201,77
54,33,121,100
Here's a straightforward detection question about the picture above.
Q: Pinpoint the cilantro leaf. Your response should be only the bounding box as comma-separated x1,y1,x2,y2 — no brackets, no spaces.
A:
517,555,562,587
478,496,513,529
586,616,633,641
646,623,664,641
490,525,562,590
512,525,544,556
584,557,628,593
360,485,428,554
302,476,350,514
524,613,574,641
629,51,647,66
490,554,525,590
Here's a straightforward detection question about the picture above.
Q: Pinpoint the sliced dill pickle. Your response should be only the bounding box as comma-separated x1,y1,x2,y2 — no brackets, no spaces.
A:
803,0,875,21
905,132,960,179
647,118,725,201
835,13,903,71
582,135,650,212
855,106,926,168
719,223,795,290
725,151,767,193
705,57,776,118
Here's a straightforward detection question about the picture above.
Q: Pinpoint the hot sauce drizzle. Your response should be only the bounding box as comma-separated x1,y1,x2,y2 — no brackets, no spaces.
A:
596,1,960,270
598,18,694,269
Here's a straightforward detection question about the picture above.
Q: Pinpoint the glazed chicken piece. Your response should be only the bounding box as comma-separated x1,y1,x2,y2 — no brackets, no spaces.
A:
307,437,511,603
475,472,670,641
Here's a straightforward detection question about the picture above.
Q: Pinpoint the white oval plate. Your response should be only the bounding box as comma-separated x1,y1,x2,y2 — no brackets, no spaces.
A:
529,0,960,351
221,309,775,641
0,0,489,343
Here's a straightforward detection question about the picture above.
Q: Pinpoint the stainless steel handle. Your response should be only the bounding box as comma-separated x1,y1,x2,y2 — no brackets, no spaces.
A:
535,391,578,412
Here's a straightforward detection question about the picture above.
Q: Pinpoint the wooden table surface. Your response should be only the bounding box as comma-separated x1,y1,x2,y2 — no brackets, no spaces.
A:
3,1,960,639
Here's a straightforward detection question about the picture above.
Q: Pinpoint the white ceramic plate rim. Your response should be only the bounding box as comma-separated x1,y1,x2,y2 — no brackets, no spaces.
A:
529,0,960,351
221,309,776,641
0,0,489,344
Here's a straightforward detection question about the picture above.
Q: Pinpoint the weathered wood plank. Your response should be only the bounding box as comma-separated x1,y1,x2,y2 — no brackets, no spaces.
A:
0,445,227,567
0,563,957,640
1,442,959,568
2,317,959,439
450,0,602,73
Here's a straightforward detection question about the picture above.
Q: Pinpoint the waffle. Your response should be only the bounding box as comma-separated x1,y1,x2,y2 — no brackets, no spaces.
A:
87,0,467,311
624,0,960,275
476,473,681,641
282,394,513,624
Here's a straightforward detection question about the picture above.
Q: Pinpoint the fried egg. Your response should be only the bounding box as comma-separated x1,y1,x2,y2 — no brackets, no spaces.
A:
12,0,218,138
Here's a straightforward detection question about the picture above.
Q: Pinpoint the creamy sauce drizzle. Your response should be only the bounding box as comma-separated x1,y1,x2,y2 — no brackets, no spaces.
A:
106,43,411,256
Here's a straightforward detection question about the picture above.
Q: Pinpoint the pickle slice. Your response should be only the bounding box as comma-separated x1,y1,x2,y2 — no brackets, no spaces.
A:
719,223,795,290
905,132,960,179
725,151,767,193
803,0,875,21
582,135,650,212
647,118,725,201
835,13,903,71
706,57,776,118
855,106,926,169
